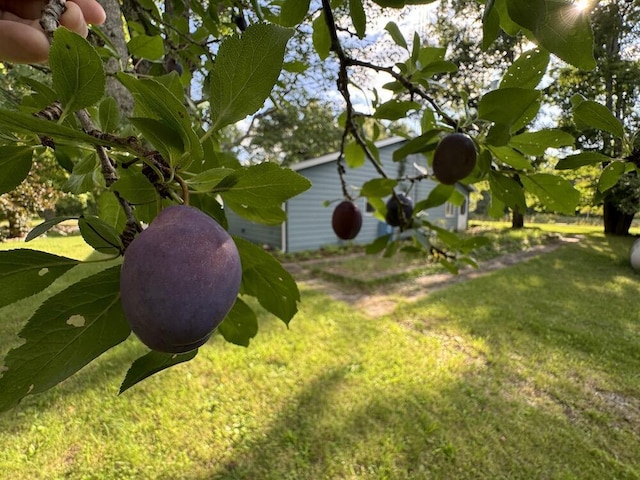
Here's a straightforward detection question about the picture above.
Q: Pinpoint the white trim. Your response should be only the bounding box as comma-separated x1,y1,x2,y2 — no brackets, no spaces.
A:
290,136,408,172
281,202,287,252
444,202,455,218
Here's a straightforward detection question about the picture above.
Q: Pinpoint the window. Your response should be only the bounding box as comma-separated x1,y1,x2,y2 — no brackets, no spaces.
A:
444,202,456,217
364,200,375,216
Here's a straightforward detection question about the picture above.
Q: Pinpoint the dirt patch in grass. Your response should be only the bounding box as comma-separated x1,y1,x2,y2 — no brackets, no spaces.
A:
290,237,579,317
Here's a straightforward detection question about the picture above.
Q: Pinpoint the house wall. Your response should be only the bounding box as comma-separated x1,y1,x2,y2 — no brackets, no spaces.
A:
285,144,468,253
226,139,470,253
227,213,282,250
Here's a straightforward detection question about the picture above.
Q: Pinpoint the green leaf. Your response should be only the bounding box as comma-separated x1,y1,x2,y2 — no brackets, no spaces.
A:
573,100,624,139
374,100,421,120
0,250,79,309
129,117,185,166
349,0,367,38
127,34,164,60
392,130,440,162
500,48,550,89
312,12,331,60
0,266,130,412
233,237,300,324
0,146,33,194
598,161,626,192
98,97,120,133
63,152,103,194
482,2,501,50
509,129,575,156
119,350,198,395
506,0,545,31
478,88,540,127
360,178,398,197
414,183,455,213
279,0,310,26
489,146,533,170
0,109,105,146
283,60,308,73
218,298,258,347
488,171,526,212
186,168,234,192
49,28,105,112
555,151,611,170
117,74,202,166
224,200,286,226
385,22,408,50
533,1,596,70
110,167,157,205
210,24,293,130
367,234,392,254
217,162,311,208
78,216,123,255
26,216,77,242
98,192,127,234
521,173,580,214
345,140,365,168
372,0,437,6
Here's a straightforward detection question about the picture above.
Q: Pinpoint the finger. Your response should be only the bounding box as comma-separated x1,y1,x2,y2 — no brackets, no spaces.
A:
59,1,88,37
0,1,47,20
0,20,49,63
70,0,106,25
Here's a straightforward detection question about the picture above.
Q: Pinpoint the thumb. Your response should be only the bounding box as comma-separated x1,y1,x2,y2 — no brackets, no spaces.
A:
0,20,50,64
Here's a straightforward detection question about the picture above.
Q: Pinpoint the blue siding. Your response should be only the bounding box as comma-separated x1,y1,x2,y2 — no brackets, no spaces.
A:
227,212,282,250
227,138,469,253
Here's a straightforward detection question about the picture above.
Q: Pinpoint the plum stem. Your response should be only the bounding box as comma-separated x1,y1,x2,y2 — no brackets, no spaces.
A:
175,174,190,205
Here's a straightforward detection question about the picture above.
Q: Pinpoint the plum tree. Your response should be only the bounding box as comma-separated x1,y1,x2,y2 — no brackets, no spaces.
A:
332,200,363,240
385,194,414,228
432,133,477,185
120,205,242,353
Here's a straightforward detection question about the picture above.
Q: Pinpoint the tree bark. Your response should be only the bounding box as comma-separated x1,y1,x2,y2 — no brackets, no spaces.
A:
511,206,524,229
7,212,29,238
603,200,634,236
96,0,134,117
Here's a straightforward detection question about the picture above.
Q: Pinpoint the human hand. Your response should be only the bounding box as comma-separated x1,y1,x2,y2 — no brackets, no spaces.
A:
0,0,106,64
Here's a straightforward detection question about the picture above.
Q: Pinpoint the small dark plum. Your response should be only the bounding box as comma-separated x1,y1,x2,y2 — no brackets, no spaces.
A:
385,194,414,227
120,205,241,353
432,133,477,185
165,57,184,76
332,200,363,240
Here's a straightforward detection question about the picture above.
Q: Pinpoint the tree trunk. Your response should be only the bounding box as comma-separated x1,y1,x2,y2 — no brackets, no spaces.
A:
7,212,29,238
603,200,634,235
511,206,524,229
97,0,134,117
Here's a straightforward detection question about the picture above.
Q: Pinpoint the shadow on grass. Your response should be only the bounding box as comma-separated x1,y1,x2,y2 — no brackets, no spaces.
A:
189,366,638,479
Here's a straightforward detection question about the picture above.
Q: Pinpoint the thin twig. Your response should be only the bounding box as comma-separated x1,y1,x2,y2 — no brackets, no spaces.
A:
40,0,66,41
40,1,142,246
321,0,389,181
346,58,459,129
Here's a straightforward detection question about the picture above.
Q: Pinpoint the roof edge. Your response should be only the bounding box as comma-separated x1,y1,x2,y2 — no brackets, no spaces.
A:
290,136,407,171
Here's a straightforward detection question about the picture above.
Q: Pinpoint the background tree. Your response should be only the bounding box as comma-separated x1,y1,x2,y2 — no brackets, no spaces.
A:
549,0,640,235
247,100,343,165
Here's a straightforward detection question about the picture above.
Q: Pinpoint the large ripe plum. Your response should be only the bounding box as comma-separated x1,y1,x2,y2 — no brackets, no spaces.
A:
120,205,242,353
332,200,363,240
432,133,477,185
385,193,414,227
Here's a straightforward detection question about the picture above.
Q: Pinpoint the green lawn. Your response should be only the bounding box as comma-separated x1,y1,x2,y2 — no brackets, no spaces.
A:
0,229,638,479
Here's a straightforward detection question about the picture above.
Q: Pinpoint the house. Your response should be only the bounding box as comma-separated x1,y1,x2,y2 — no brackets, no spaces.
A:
227,137,471,253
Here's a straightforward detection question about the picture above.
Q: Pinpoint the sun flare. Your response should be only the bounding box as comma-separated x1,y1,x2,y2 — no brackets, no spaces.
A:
574,0,590,12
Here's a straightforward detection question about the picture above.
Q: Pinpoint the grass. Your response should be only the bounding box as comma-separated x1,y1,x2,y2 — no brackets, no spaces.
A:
307,224,561,287
0,227,639,479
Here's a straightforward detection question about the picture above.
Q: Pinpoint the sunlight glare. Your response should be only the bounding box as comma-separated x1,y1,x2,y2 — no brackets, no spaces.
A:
574,0,590,12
